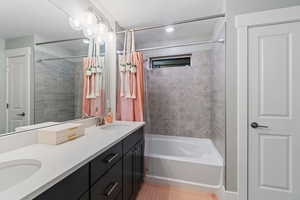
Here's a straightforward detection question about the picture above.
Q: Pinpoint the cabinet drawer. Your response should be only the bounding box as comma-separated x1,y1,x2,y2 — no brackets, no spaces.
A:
91,160,123,200
34,164,89,200
123,128,143,154
90,141,122,184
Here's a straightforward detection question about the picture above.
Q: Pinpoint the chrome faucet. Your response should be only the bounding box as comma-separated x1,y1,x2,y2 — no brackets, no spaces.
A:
96,117,105,127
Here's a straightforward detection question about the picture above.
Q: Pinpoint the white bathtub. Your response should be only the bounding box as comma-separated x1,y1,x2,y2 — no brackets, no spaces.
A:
145,134,224,190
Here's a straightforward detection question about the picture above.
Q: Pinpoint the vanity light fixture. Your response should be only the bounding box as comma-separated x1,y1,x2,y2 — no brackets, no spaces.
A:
68,8,113,40
69,17,82,31
83,26,97,38
98,22,108,35
85,11,97,26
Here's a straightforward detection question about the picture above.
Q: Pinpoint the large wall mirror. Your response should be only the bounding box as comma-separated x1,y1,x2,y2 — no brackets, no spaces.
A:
0,0,115,136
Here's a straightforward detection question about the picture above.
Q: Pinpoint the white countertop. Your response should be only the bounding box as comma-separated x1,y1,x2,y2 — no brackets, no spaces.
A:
0,121,145,200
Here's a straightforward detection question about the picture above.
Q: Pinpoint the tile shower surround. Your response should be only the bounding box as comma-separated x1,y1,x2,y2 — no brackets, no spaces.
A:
35,50,83,123
210,45,226,158
144,47,225,157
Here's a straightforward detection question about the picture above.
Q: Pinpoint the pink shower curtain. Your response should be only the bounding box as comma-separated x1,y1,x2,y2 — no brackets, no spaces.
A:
82,58,91,117
117,52,145,122
82,58,106,118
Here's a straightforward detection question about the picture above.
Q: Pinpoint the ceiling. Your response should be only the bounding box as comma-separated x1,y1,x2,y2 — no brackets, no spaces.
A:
0,0,82,41
97,0,225,47
96,0,225,29
133,20,222,49
0,0,225,50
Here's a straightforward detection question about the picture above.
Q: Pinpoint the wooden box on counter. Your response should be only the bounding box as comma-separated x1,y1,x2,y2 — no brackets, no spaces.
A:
37,123,84,145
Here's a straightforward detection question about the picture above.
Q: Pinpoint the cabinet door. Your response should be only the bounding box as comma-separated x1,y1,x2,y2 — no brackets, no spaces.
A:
90,160,122,200
123,150,134,200
34,164,89,200
133,141,144,195
123,140,145,200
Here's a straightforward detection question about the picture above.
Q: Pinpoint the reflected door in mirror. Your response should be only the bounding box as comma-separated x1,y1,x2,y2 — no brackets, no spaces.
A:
6,48,31,133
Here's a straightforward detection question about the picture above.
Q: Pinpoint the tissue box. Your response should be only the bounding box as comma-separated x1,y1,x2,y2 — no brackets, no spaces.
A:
38,123,84,145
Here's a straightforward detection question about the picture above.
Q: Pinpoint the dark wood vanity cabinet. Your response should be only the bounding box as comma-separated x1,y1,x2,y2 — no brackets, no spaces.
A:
33,127,144,200
34,164,90,200
123,140,144,200
123,128,144,200
133,141,144,194
90,160,123,200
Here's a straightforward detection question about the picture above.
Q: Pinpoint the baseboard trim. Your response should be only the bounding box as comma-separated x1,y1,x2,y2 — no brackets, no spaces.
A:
217,186,238,200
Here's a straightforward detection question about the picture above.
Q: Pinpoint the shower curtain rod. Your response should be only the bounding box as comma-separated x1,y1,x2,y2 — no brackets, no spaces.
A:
37,39,224,62
37,53,107,62
116,13,225,34
117,39,224,54
37,55,87,62
34,14,225,46
35,38,87,46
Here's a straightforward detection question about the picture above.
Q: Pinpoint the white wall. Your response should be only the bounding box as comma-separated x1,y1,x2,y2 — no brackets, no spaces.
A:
225,0,300,192
0,39,6,134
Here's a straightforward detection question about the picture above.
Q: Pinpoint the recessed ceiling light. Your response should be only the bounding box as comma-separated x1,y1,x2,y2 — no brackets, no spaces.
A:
165,26,175,33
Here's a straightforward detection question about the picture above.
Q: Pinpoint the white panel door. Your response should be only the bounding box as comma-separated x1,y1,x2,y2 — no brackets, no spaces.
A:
6,48,31,132
249,22,300,200
0,41,6,134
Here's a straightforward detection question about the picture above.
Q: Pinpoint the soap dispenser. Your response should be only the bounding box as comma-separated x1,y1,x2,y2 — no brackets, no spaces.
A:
104,108,113,124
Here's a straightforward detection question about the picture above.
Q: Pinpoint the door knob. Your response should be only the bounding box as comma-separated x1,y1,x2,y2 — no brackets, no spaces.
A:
16,112,26,117
251,122,268,129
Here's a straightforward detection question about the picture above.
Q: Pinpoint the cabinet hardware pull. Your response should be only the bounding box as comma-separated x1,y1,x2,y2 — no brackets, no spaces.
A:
104,182,119,197
103,153,119,163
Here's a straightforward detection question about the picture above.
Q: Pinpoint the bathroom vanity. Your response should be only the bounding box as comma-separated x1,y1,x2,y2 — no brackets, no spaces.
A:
34,125,144,200
0,122,145,200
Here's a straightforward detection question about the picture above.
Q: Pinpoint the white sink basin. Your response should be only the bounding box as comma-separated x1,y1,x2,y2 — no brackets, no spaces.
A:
0,159,41,192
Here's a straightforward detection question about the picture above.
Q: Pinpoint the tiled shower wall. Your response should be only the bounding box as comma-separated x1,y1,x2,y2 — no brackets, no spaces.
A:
145,50,213,138
35,49,83,123
144,46,225,157
74,62,83,119
211,44,226,158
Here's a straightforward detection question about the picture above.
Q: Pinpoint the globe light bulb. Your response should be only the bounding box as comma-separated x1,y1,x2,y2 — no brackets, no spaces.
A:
69,17,82,31
98,22,108,35
83,26,97,39
85,11,97,26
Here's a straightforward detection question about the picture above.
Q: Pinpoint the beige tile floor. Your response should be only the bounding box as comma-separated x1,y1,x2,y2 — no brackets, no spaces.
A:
136,183,218,200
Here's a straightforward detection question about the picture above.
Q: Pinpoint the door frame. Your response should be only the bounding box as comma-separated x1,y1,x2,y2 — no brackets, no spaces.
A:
236,6,300,200
5,47,32,132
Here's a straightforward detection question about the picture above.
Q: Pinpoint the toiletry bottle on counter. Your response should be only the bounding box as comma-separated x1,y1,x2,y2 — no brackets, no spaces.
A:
105,108,113,123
